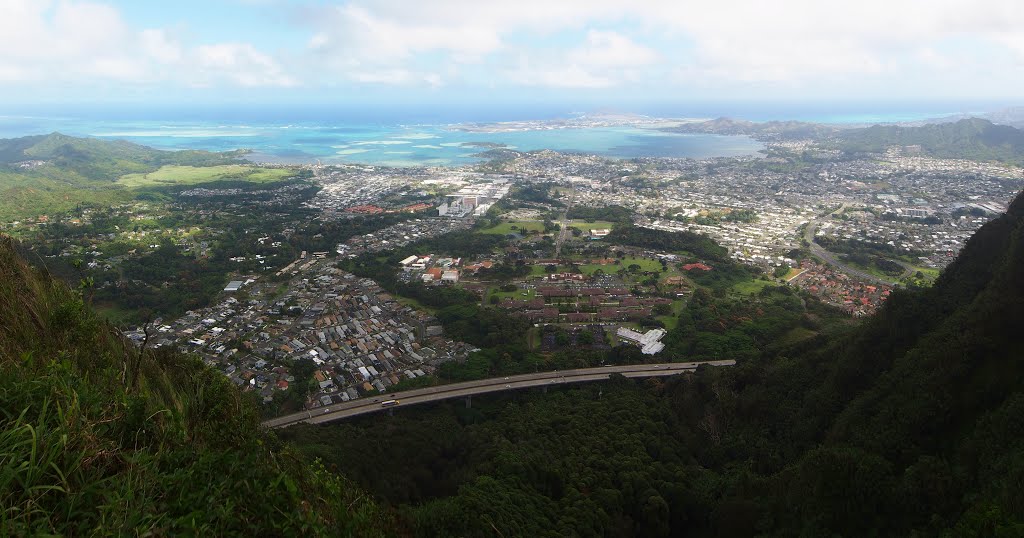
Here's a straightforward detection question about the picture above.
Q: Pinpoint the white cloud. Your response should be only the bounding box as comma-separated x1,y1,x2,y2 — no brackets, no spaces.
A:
141,29,183,64
196,43,296,87
2,0,1024,98
0,0,295,90
506,31,657,88
294,0,1024,94
568,30,658,68
509,63,614,89
349,68,442,87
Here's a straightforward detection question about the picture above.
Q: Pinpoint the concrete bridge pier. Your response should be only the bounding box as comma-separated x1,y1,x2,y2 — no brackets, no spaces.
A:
465,395,472,408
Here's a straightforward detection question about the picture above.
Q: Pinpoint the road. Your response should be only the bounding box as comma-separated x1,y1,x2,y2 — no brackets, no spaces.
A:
264,360,736,429
803,205,905,286
554,183,575,258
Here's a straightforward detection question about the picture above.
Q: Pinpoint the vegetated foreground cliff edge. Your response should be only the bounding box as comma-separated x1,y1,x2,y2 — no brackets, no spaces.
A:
0,236,391,536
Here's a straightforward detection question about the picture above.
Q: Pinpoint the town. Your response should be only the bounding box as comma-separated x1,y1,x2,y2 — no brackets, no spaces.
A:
9,135,1022,414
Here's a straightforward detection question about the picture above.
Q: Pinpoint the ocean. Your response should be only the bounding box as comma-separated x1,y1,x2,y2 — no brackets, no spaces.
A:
0,102,994,167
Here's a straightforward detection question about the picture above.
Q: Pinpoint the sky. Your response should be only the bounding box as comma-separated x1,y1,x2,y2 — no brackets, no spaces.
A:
1,0,1023,107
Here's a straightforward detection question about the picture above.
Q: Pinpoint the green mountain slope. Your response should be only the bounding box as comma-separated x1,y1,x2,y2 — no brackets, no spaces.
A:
0,133,250,222
665,116,1024,165
661,117,840,140
0,236,390,536
836,118,1024,163
4,132,246,181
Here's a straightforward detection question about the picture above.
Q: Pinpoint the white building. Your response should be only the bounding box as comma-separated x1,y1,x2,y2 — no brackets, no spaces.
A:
616,327,667,355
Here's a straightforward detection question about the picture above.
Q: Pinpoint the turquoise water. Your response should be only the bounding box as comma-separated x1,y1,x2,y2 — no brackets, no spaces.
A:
0,101,993,166
0,115,763,166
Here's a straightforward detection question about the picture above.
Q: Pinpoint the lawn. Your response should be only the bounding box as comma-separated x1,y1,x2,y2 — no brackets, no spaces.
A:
530,264,556,276
394,295,438,315
658,314,679,331
731,278,775,296
773,326,818,347
489,287,537,302
840,255,907,281
578,256,664,276
655,299,686,331
567,220,616,232
118,165,295,188
913,266,941,278
783,267,804,281
480,220,547,236
902,265,941,287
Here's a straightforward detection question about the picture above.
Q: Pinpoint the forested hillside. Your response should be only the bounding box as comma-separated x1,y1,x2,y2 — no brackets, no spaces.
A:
1,132,245,180
285,188,1024,536
0,133,248,222
0,236,391,536
836,118,1024,164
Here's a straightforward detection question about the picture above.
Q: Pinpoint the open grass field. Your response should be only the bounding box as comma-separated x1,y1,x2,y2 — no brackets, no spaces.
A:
394,295,438,315
489,287,537,301
578,256,664,276
659,315,679,331
529,264,553,276
731,278,775,296
773,326,818,347
480,220,547,236
568,220,616,232
784,267,804,281
118,165,295,188
840,256,908,281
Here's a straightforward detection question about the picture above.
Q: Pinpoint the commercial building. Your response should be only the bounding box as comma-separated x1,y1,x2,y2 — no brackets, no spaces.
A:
616,327,667,355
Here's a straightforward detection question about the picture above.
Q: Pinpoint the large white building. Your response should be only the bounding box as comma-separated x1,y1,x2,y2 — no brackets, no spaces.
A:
616,327,667,355
437,180,511,218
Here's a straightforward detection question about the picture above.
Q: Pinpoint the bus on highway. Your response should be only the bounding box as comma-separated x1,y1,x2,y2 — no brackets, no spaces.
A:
380,399,400,408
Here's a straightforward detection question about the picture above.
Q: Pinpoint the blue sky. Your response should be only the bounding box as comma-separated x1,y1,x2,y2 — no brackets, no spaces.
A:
1,0,1023,107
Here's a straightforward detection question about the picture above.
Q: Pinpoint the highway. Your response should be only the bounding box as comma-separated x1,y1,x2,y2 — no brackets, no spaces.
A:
803,205,905,286
263,360,736,429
